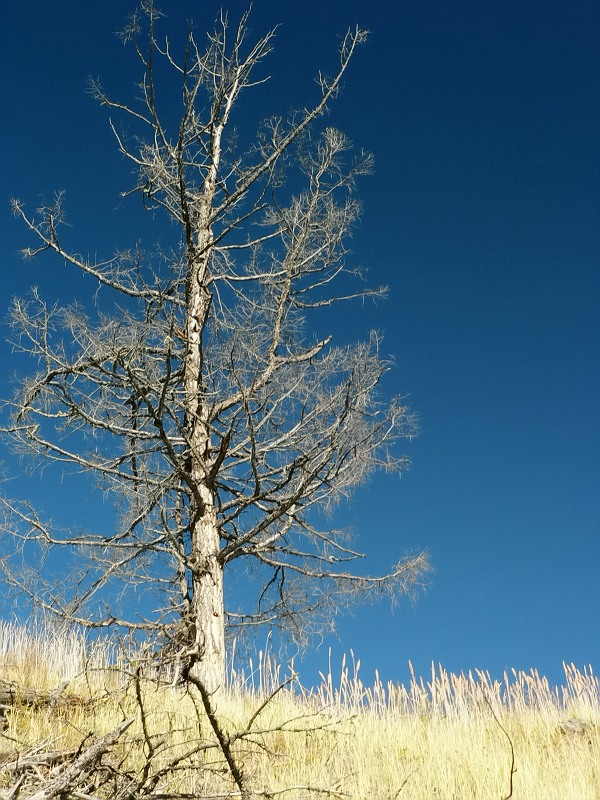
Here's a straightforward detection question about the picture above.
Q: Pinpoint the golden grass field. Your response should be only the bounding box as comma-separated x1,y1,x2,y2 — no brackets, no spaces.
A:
0,621,598,799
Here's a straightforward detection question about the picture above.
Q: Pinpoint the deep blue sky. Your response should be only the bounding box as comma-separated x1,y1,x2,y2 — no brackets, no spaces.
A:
1,0,598,689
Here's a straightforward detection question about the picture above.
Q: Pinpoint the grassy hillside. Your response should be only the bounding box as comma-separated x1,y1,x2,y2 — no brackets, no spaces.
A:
0,621,598,799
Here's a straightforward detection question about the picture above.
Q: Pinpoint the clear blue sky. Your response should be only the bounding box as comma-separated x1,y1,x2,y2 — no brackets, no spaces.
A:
1,0,598,689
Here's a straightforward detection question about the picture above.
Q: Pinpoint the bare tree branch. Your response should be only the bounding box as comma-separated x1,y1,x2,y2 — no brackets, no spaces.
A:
1,3,429,694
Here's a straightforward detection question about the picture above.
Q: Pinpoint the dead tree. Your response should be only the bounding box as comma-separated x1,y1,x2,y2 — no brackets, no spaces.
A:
1,2,429,693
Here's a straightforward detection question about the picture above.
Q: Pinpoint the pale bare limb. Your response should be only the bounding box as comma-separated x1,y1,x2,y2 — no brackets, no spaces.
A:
2,3,429,697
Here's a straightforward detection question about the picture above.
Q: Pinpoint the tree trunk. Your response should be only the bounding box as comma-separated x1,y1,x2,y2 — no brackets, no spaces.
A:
184,171,225,692
185,286,226,693
191,485,226,694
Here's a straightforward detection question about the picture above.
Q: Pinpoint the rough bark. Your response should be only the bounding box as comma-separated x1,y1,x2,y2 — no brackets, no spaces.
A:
25,719,134,800
184,136,227,689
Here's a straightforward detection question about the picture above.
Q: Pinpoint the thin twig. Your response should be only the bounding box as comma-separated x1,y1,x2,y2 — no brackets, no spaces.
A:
482,692,516,800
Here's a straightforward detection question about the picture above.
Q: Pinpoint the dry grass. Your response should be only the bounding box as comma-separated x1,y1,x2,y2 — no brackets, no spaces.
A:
0,621,598,799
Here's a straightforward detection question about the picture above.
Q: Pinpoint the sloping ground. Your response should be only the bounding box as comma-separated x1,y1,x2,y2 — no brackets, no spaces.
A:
0,622,598,799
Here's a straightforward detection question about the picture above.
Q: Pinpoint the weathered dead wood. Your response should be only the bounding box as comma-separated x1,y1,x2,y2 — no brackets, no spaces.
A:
23,718,134,800
0,680,93,735
0,680,83,709
0,748,78,773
